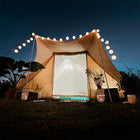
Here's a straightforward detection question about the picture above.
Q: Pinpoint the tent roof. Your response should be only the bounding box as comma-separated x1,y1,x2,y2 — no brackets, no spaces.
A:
17,31,121,88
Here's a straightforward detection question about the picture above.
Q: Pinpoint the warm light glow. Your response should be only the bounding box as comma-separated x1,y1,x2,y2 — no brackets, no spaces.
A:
47,37,50,40
42,37,44,40
105,40,109,45
109,49,114,54
97,29,100,32
86,32,89,35
22,43,26,47
72,36,76,39
14,49,18,53
59,38,63,41
32,33,35,36
101,38,104,42
92,29,95,32
66,36,69,40
27,40,30,43
30,37,33,41
96,33,101,38
106,45,110,50
111,55,117,60
79,34,82,38
36,35,39,38
18,46,22,49
53,38,56,41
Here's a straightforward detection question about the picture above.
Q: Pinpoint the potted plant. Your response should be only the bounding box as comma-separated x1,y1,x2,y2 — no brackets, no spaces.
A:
0,56,45,99
86,69,105,102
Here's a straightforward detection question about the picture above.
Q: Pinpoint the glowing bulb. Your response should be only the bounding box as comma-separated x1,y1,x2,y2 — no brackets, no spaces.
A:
101,38,104,42
86,32,89,35
18,46,22,49
105,40,109,45
109,49,114,54
96,33,101,38
32,33,35,36
59,38,63,41
111,55,117,60
22,43,26,47
92,29,95,32
36,35,39,38
30,37,33,41
47,37,50,40
106,45,110,50
72,36,76,39
14,49,18,53
53,38,56,41
79,34,82,38
97,29,100,32
66,36,69,40
42,37,44,40
27,40,30,43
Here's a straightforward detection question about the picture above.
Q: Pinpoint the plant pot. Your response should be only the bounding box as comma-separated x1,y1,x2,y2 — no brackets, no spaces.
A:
5,87,17,99
127,94,136,104
96,88,105,103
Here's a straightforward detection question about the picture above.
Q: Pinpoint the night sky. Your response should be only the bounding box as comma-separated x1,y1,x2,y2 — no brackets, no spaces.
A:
0,0,140,72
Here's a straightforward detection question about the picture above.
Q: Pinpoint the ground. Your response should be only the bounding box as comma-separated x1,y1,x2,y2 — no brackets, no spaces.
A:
0,99,140,140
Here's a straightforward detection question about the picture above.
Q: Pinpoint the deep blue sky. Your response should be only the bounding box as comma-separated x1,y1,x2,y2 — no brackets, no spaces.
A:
0,0,140,72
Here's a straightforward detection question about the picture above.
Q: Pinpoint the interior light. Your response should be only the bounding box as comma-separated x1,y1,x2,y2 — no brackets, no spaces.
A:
27,40,30,43
106,45,110,50
18,46,22,49
101,38,104,42
72,36,76,39
22,43,26,47
32,33,35,36
66,36,69,40
14,49,18,53
105,40,109,45
111,55,117,60
109,49,114,54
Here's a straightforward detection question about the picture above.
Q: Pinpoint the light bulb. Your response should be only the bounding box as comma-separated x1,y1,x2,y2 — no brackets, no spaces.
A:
14,49,18,53
53,38,56,41
79,34,82,38
109,49,114,54
92,29,95,32
22,43,26,47
97,29,100,32
30,37,33,41
18,46,22,49
106,45,110,50
111,55,117,60
59,38,63,41
47,37,50,40
27,40,30,43
72,36,76,39
86,32,89,35
101,38,104,42
105,40,109,45
66,36,69,40
36,35,39,38
42,37,44,40
32,33,35,36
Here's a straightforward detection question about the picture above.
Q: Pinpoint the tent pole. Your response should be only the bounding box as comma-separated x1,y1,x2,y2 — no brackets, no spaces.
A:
24,38,36,94
97,39,112,102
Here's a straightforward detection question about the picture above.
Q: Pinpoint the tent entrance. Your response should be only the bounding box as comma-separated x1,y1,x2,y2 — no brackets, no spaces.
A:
52,53,89,100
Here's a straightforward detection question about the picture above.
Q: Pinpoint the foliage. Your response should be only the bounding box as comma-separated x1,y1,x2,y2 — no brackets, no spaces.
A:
86,69,105,88
119,71,140,97
0,56,45,87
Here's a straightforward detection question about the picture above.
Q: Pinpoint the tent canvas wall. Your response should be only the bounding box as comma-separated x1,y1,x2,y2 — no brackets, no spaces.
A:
17,31,122,100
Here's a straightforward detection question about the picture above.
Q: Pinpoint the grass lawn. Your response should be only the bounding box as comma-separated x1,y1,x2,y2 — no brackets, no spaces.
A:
0,99,140,140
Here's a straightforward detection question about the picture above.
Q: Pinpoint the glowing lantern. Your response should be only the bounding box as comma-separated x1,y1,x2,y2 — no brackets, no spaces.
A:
14,49,18,53
86,32,89,35
42,37,44,40
92,29,95,32
53,38,56,41
36,35,39,38
109,49,114,54
111,55,117,60
47,37,50,40
18,46,22,49
79,35,82,38
106,45,110,50
105,40,109,45
96,33,101,38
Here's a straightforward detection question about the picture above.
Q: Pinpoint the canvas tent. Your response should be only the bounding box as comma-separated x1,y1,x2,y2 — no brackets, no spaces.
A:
17,30,122,100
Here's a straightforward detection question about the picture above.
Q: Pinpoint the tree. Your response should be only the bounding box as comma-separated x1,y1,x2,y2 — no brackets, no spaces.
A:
0,56,45,88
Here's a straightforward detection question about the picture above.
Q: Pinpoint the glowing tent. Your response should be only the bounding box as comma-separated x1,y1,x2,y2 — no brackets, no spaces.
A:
17,30,121,100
